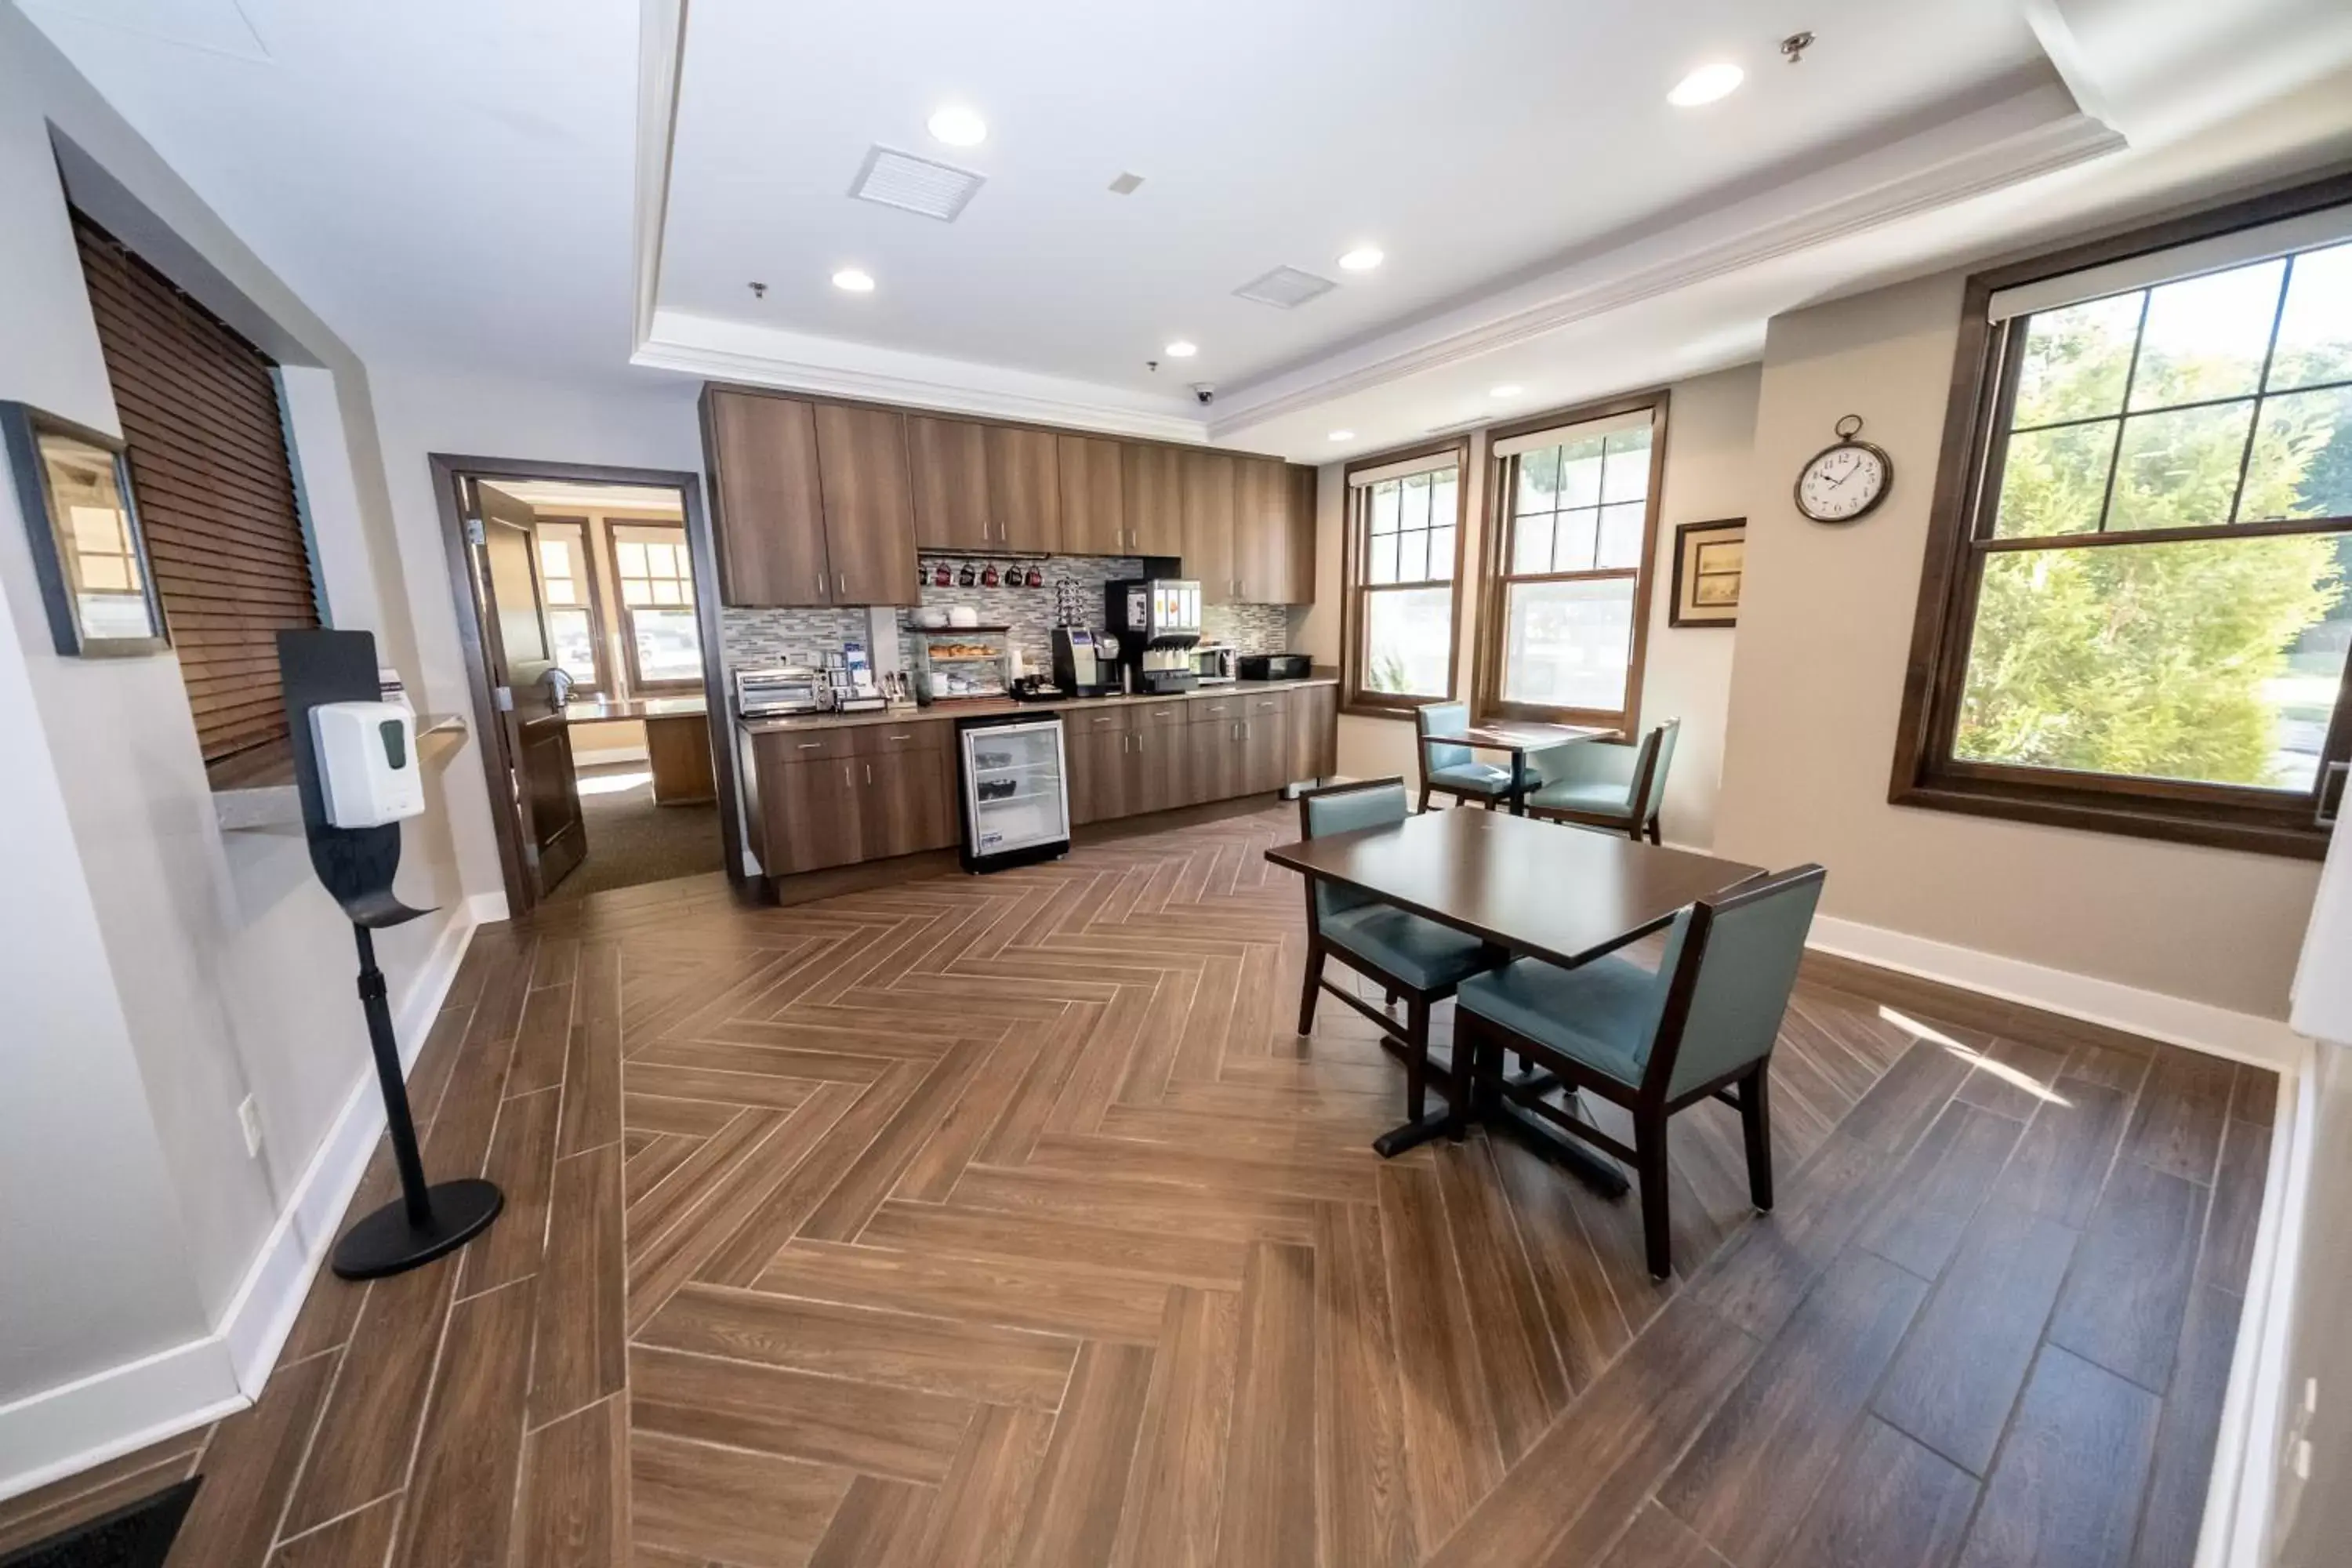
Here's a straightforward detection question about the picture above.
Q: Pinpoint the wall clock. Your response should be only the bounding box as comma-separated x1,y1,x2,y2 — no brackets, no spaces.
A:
1794,414,1893,524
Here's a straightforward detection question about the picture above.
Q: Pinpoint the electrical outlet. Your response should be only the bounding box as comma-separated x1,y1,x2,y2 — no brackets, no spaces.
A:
238,1096,263,1158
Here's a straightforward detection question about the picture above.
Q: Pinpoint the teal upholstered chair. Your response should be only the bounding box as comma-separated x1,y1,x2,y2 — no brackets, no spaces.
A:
1416,702,1527,813
1454,862,1826,1278
1294,778,1507,1156
1523,718,1679,842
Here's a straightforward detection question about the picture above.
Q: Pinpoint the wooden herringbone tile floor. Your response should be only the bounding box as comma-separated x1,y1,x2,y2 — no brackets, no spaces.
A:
0,802,2273,1567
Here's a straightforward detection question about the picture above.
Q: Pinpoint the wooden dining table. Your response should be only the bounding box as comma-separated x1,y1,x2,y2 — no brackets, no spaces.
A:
1418,719,1616,813
1265,807,1764,1191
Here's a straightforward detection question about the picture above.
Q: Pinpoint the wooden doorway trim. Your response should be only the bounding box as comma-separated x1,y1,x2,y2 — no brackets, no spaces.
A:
428,452,742,916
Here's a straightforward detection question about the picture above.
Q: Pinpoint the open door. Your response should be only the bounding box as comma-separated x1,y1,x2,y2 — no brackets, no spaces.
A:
467,477,585,902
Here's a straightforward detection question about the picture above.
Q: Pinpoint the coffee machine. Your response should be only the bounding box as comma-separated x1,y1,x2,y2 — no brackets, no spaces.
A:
1050,627,1112,698
1106,578,1202,695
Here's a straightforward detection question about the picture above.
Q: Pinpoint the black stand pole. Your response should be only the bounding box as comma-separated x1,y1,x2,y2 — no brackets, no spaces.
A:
328,927,501,1279
278,626,505,1281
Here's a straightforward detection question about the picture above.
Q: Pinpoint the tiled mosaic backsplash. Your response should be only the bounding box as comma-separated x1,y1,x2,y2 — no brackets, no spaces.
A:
719,552,1291,678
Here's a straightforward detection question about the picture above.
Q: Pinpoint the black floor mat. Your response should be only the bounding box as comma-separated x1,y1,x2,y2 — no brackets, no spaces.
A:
0,1479,198,1568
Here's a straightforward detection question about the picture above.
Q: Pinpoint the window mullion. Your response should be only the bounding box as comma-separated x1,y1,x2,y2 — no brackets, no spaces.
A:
2092,292,2152,535
2226,254,2296,526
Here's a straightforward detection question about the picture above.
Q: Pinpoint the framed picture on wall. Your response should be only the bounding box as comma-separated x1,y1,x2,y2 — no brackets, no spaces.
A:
0,403,170,656
1669,517,1744,629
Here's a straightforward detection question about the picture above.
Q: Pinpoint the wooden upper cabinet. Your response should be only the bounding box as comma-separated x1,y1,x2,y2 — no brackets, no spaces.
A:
706,390,832,607
1057,434,1127,555
1233,457,1288,604
985,424,1062,553
1123,443,1184,557
812,401,918,605
1181,450,1239,603
907,415,993,550
1284,464,1318,603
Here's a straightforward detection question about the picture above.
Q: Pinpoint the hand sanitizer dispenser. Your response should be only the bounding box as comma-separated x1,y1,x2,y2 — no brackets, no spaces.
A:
311,701,426,828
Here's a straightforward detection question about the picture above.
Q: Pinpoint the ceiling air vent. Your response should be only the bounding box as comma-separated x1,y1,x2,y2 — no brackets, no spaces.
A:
1233,265,1337,310
849,146,985,222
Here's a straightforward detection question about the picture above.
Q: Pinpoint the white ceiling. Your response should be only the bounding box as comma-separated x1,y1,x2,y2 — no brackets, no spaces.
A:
658,0,2042,391
20,0,2352,462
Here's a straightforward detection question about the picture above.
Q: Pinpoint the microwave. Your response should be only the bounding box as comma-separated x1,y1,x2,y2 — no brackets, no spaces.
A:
735,664,828,717
1191,644,1237,684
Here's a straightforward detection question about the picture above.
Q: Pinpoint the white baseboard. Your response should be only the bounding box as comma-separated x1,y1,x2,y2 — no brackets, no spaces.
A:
467,889,510,926
0,906,480,1505
1807,913,2307,1072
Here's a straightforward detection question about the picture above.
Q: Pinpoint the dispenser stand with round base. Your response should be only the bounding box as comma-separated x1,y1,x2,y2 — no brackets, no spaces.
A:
327,922,504,1279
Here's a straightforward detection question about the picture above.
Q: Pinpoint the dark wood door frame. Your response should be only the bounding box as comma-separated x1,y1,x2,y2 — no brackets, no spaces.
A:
429,452,742,917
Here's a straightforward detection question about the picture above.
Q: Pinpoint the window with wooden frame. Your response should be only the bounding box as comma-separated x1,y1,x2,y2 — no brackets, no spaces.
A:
1341,442,1466,716
73,212,322,766
612,523,703,691
1893,175,2352,858
533,519,605,692
1475,395,1668,731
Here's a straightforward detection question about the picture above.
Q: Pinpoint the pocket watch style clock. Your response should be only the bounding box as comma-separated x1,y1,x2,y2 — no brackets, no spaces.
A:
1795,414,1893,524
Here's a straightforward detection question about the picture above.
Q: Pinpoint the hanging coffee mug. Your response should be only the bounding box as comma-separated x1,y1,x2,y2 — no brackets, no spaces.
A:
1024,564,1044,588
982,563,1000,587
932,561,953,587
959,561,978,587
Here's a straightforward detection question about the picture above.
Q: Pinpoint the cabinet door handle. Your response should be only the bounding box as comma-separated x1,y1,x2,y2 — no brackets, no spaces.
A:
797,741,823,750
837,572,849,598
887,732,913,741
864,762,872,784
1121,734,1130,754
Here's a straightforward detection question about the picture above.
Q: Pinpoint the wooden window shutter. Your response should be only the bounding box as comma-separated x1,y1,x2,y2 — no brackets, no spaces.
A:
72,213,321,764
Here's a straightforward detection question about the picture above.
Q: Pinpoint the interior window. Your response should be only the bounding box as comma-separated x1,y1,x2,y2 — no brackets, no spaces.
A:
1480,404,1662,731
1898,206,2352,852
534,522,603,691
613,526,703,690
1343,455,1461,712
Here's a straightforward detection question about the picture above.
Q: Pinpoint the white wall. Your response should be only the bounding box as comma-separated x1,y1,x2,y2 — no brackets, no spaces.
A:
1292,364,1759,849
367,362,706,899
0,9,474,1488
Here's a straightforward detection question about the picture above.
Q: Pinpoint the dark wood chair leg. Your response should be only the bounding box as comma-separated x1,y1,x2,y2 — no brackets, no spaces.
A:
1403,995,1430,1123
1419,785,1432,814
1740,1065,1774,1212
1297,943,1325,1036
1637,1119,1673,1279
1385,987,1398,1007
1646,818,1663,845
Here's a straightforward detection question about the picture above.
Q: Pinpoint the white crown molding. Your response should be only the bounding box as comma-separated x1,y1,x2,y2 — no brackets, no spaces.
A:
635,310,1212,442
631,0,688,349
1207,84,2125,439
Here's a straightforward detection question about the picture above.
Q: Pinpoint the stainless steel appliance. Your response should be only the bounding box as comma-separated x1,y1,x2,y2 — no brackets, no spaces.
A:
734,664,827,717
1106,578,1201,695
957,713,1069,872
1051,627,1111,697
1191,644,1237,684
1239,652,1312,682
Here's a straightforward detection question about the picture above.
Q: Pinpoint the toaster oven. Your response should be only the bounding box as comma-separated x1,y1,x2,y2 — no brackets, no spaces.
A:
735,664,828,717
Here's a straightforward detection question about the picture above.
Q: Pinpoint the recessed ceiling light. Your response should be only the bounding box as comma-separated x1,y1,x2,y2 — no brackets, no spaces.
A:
1489,383,1523,397
926,104,988,147
1165,340,1199,358
1668,62,1744,107
1338,245,1385,272
1329,430,1355,441
832,267,876,293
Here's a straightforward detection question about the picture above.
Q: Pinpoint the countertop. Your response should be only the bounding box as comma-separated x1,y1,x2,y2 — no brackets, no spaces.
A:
566,695,707,724
737,673,1339,737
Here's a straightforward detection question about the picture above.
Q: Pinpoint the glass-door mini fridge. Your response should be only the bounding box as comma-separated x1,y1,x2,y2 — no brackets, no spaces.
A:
957,714,1069,872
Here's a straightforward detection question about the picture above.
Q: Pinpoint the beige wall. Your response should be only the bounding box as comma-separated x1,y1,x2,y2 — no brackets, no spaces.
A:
1291,364,1759,848
1715,271,2322,1019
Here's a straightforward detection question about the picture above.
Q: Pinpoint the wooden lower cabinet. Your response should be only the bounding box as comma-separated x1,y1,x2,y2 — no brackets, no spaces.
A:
748,684,1334,878
858,747,957,861
748,728,956,875
1287,683,1337,781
